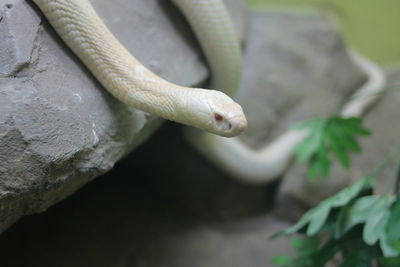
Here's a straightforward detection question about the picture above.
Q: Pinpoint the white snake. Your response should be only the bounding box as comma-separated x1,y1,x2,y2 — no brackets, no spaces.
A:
32,0,247,138
33,0,385,183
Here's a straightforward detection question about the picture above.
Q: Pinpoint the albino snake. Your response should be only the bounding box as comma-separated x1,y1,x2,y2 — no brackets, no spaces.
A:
32,0,385,183
32,0,247,138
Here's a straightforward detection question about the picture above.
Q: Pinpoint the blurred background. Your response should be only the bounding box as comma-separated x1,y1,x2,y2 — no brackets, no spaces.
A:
249,0,400,65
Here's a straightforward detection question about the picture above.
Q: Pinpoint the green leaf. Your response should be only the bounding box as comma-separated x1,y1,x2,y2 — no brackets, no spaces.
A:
378,256,400,267
339,117,371,136
271,210,314,238
313,237,341,267
327,129,350,168
339,250,371,267
326,177,374,207
378,199,400,257
294,119,326,162
293,116,371,178
291,236,320,257
335,195,394,240
271,254,295,266
272,237,322,266
271,177,374,239
381,234,400,257
363,195,394,245
307,204,330,235
335,195,381,238
386,199,400,247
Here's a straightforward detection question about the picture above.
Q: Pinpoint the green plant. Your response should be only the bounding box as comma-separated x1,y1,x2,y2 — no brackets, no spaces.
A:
293,117,371,179
271,148,400,266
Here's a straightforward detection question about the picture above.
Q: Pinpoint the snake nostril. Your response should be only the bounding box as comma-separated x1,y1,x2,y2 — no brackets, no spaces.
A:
228,123,232,130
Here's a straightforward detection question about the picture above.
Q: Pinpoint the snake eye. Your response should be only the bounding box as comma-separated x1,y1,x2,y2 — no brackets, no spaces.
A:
214,113,224,122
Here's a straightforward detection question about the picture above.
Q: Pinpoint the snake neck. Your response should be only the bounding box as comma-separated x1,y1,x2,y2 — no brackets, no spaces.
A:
33,0,185,121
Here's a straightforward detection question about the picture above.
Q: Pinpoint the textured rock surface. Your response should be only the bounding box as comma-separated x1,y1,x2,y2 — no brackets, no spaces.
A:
237,11,366,147
0,0,247,233
275,66,400,221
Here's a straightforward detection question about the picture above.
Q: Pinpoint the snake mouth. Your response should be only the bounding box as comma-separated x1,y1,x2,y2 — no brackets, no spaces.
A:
228,114,248,135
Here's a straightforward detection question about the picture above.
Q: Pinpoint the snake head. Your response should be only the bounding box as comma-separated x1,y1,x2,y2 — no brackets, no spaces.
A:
180,89,247,137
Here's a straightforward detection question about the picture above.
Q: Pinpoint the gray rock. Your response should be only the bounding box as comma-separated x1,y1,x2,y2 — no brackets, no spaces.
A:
237,10,366,147
275,66,400,221
0,0,247,233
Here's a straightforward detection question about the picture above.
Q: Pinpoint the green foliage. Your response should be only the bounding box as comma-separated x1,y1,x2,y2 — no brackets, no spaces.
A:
293,117,371,179
271,177,400,266
271,177,374,238
271,237,321,267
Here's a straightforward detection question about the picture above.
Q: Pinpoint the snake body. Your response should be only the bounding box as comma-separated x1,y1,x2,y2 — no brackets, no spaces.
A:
32,0,247,137
172,0,242,97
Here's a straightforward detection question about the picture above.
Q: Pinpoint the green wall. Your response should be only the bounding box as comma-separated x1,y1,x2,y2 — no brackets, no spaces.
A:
249,0,400,65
